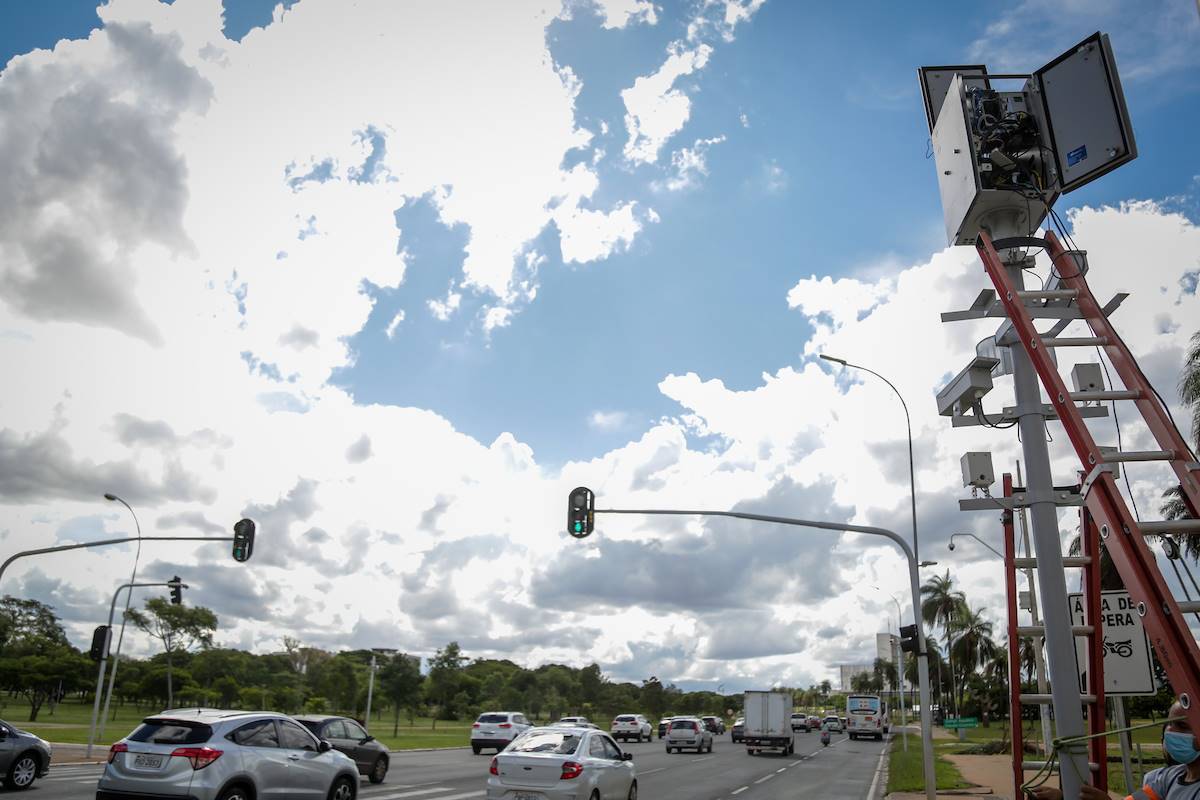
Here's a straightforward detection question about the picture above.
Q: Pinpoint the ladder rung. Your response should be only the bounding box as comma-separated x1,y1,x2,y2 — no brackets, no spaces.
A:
1016,625,1094,637
1018,289,1078,301
1139,519,1200,533
1179,601,1200,614
1071,390,1142,402
1043,336,1108,347
1023,760,1100,773
1104,450,1175,463
1020,694,1098,705
1014,556,1092,568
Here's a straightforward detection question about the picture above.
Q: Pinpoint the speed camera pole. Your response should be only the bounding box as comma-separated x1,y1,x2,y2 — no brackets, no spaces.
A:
566,491,938,800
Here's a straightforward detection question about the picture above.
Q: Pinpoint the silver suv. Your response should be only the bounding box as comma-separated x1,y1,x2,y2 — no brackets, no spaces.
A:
97,709,360,800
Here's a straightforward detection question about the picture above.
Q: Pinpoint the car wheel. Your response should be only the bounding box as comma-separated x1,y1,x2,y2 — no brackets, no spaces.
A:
627,780,638,800
471,743,481,755
590,792,600,800
329,776,356,800
4,753,39,791
217,785,252,800
368,755,388,784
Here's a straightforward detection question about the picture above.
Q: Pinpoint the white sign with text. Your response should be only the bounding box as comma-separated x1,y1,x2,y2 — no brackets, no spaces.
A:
1068,590,1155,696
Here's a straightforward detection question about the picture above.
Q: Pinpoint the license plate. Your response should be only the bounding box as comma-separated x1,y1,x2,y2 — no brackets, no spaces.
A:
133,754,163,768
514,794,540,800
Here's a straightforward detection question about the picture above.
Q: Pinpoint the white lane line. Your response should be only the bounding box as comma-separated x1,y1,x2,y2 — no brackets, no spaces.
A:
366,788,455,800
753,774,774,784
867,740,889,800
412,792,481,800
731,787,748,795
639,766,668,775
691,755,715,763
775,766,787,773
789,760,802,766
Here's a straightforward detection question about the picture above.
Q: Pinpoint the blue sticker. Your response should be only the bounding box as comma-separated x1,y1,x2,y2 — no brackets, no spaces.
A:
1067,145,1088,166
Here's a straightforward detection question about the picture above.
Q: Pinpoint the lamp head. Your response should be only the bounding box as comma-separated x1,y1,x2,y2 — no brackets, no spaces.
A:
819,354,847,366
948,542,956,551
104,493,117,502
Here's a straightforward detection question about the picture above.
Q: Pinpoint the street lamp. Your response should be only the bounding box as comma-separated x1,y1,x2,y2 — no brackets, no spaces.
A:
947,533,1003,560
102,493,141,733
819,354,922,566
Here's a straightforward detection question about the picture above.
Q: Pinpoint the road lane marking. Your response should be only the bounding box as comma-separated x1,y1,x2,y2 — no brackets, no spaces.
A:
753,774,774,784
639,766,668,775
731,787,748,795
691,756,714,763
867,740,889,800
789,760,802,766
415,793,482,800
775,767,786,773
367,788,455,800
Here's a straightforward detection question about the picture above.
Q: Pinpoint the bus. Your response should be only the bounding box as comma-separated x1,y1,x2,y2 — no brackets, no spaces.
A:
845,694,888,741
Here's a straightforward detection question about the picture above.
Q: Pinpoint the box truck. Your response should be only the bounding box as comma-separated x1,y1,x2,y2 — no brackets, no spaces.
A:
742,690,795,756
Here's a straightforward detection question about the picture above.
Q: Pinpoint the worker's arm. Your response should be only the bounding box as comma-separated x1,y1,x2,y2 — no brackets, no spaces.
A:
1027,784,1112,800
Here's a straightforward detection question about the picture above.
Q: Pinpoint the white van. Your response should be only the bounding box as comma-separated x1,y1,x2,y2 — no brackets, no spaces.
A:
845,694,888,741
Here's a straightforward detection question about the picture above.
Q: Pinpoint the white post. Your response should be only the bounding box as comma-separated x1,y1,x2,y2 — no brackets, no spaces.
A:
364,652,377,732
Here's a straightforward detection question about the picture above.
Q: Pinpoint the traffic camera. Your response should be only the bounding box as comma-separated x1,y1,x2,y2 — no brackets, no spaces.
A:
567,487,595,538
232,518,256,562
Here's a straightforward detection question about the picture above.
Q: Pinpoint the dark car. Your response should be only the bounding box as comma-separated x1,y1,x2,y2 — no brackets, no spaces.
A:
657,716,675,739
294,714,390,783
0,719,51,791
731,717,744,743
700,716,725,735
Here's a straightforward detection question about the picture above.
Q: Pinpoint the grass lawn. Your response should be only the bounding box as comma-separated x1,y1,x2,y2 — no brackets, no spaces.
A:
0,700,484,751
887,740,972,793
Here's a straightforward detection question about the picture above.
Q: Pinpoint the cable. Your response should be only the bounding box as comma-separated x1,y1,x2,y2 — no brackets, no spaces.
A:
1094,347,1141,521
973,400,1019,430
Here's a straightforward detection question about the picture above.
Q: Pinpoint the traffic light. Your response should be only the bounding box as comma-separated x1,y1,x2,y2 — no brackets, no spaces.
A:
232,518,256,562
899,623,919,654
169,576,183,605
89,625,111,661
567,487,595,539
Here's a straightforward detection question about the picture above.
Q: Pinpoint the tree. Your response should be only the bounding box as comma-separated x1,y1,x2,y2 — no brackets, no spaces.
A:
381,653,423,735
640,677,666,721
0,597,69,654
125,597,217,707
0,646,90,721
1155,330,1200,559
426,642,466,726
921,571,966,714
950,604,996,713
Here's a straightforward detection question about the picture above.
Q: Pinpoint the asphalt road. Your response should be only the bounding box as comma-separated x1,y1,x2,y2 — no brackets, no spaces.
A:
28,730,889,800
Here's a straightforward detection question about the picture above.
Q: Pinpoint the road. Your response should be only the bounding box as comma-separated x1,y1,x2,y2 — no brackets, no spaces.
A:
31,730,889,800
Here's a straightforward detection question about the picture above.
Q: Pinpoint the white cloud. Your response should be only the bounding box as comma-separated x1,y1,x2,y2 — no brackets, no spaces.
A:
658,135,726,191
621,43,713,165
763,158,788,193
588,410,630,431
428,290,463,321
384,310,405,339
592,0,658,29
555,201,645,264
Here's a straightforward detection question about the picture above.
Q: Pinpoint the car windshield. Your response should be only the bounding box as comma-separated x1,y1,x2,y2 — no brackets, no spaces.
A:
128,719,213,745
296,720,321,734
615,716,635,722
509,731,582,754
848,697,881,714
670,720,696,730
477,714,509,724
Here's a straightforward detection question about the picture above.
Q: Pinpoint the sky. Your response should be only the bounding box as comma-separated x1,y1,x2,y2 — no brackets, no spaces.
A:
1,0,1199,693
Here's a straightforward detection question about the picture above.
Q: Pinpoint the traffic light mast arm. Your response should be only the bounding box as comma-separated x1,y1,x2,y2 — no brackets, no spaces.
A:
0,536,233,589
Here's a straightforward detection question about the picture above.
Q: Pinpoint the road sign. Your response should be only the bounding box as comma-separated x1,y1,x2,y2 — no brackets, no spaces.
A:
1068,590,1155,696
943,717,978,729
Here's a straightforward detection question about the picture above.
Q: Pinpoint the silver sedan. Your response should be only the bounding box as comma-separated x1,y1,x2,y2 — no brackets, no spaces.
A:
486,726,637,800
664,718,712,754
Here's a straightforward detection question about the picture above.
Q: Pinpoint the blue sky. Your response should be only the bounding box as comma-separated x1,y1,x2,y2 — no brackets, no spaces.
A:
3,2,1197,469
2,0,1199,685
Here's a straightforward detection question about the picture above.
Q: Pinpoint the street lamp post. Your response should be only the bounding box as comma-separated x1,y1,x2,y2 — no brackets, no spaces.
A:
819,354,921,566
592,505,937,800
101,494,141,739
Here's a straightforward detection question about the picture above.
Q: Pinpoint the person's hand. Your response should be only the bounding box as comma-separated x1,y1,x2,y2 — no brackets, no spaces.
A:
1027,787,1063,800
1079,785,1112,800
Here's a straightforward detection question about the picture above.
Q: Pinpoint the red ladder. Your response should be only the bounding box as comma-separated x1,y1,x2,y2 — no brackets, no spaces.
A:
980,230,1200,748
1003,474,1108,796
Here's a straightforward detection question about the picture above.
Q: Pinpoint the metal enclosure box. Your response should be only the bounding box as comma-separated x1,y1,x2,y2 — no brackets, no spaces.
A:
1032,33,1136,193
1070,363,1105,393
931,76,1052,246
918,65,989,132
961,451,995,489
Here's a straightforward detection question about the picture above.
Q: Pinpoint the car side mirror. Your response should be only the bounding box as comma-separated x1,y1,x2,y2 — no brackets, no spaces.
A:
318,739,333,752
0,728,8,739
621,752,633,761
361,735,375,744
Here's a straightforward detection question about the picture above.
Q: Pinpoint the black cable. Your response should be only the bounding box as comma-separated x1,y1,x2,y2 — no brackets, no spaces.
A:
973,400,1019,430
1095,347,1141,521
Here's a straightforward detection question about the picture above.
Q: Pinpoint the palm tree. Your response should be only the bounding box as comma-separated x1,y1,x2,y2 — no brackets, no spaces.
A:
1158,330,1200,560
921,571,966,715
951,604,997,713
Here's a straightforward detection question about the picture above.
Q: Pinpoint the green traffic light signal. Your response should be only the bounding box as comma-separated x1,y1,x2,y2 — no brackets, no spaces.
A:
567,487,595,538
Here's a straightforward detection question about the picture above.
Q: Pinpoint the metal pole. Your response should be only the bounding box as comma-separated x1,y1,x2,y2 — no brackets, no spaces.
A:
819,356,921,565
87,581,173,757
1005,260,1090,798
1017,460,1054,756
0,536,233,589
365,653,377,732
596,507,937,800
104,495,141,741
1112,696,1135,794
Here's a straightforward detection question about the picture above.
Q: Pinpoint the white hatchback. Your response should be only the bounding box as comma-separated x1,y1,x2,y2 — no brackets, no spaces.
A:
487,727,636,800
610,714,651,743
471,712,532,754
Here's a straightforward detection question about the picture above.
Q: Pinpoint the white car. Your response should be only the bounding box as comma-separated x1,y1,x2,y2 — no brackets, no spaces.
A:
487,727,636,800
610,714,651,742
822,715,843,733
665,717,713,754
472,711,532,754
